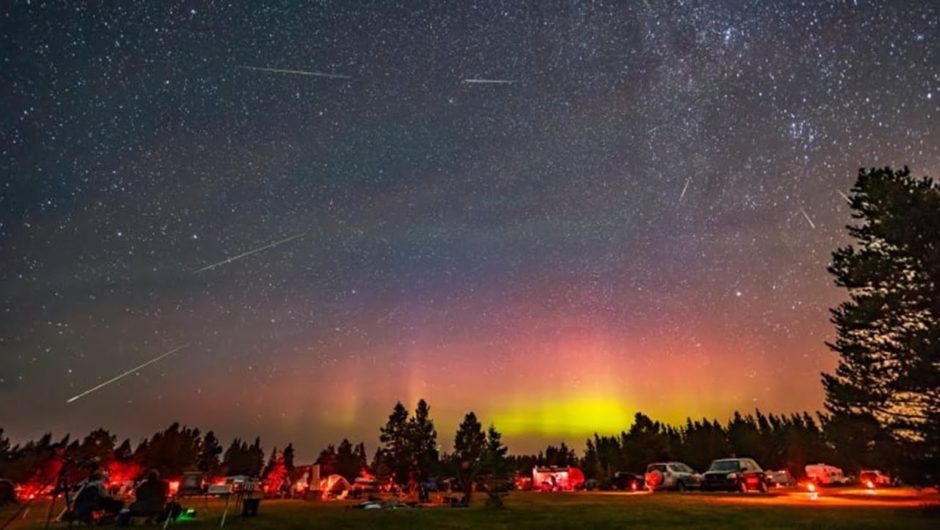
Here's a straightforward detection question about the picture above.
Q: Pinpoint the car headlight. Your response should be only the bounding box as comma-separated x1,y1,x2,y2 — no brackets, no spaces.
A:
726,472,739,480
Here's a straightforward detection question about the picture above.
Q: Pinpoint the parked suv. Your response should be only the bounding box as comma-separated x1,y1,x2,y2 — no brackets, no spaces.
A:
644,462,702,491
702,458,768,492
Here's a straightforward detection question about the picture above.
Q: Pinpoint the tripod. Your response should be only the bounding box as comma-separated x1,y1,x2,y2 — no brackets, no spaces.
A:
44,459,76,530
0,459,74,530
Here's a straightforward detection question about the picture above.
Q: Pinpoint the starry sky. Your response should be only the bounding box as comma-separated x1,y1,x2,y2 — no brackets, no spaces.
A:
1,1,938,458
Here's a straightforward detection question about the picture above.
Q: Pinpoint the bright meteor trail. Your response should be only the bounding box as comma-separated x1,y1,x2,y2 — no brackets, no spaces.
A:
800,208,817,229
239,65,352,79
194,233,306,274
462,78,516,84
66,344,189,404
678,176,692,203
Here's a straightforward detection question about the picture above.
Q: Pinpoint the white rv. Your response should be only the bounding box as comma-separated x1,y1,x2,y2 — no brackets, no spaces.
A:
804,463,850,485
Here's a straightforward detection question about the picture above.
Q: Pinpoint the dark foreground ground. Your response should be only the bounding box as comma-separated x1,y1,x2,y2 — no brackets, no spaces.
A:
3,488,938,530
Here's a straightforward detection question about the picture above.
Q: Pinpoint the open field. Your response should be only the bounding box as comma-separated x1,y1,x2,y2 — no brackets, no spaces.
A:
3,489,937,530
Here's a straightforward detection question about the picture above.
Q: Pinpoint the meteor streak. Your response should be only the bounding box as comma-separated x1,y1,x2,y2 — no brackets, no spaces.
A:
837,190,852,204
800,208,816,229
66,344,188,404
239,65,352,80
462,78,516,85
678,176,692,203
194,233,305,273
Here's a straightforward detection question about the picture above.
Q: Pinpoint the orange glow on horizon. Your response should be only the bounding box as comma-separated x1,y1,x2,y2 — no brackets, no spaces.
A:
160,310,838,455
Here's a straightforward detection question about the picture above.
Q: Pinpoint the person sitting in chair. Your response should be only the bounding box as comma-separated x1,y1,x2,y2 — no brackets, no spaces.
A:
130,469,169,523
71,469,124,524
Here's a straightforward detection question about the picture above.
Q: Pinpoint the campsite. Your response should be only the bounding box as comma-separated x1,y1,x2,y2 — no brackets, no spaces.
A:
3,488,938,530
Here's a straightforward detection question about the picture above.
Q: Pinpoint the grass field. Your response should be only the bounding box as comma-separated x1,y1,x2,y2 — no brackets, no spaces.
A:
3,489,938,530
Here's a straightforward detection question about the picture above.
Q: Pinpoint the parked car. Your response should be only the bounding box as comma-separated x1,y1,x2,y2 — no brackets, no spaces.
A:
804,463,850,486
859,470,892,488
610,472,645,492
702,458,768,492
644,462,703,491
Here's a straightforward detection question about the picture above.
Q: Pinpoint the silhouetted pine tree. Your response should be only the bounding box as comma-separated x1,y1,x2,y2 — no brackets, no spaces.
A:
409,399,439,483
377,402,411,484
453,412,486,502
823,167,940,484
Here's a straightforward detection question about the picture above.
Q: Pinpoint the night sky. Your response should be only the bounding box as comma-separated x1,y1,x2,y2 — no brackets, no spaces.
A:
1,1,938,458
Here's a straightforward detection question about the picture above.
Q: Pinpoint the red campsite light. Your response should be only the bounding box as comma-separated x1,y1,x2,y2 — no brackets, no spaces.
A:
15,482,46,501
104,461,143,485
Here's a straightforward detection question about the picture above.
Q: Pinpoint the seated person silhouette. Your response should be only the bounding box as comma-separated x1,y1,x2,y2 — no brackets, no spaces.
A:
130,470,170,523
71,470,124,525
0,479,15,506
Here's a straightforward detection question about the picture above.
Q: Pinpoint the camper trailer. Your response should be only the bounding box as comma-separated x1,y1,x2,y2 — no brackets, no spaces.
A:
532,466,585,492
804,463,850,485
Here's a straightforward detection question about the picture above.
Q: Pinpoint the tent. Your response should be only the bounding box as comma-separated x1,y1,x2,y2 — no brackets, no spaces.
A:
319,474,351,499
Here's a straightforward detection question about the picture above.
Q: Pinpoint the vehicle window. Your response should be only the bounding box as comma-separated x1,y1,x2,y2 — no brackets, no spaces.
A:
709,460,739,472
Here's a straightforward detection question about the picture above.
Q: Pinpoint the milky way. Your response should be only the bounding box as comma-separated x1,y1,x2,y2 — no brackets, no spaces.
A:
1,1,938,456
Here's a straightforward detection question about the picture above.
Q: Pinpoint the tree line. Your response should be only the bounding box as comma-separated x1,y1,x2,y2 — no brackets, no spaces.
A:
0,423,296,490
0,404,901,491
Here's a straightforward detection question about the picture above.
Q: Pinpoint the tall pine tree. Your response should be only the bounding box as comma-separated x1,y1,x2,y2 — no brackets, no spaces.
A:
481,425,509,508
453,412,486,502
198,431,222,478
409,399,439,483
823,166,940,484
377,402,411,484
